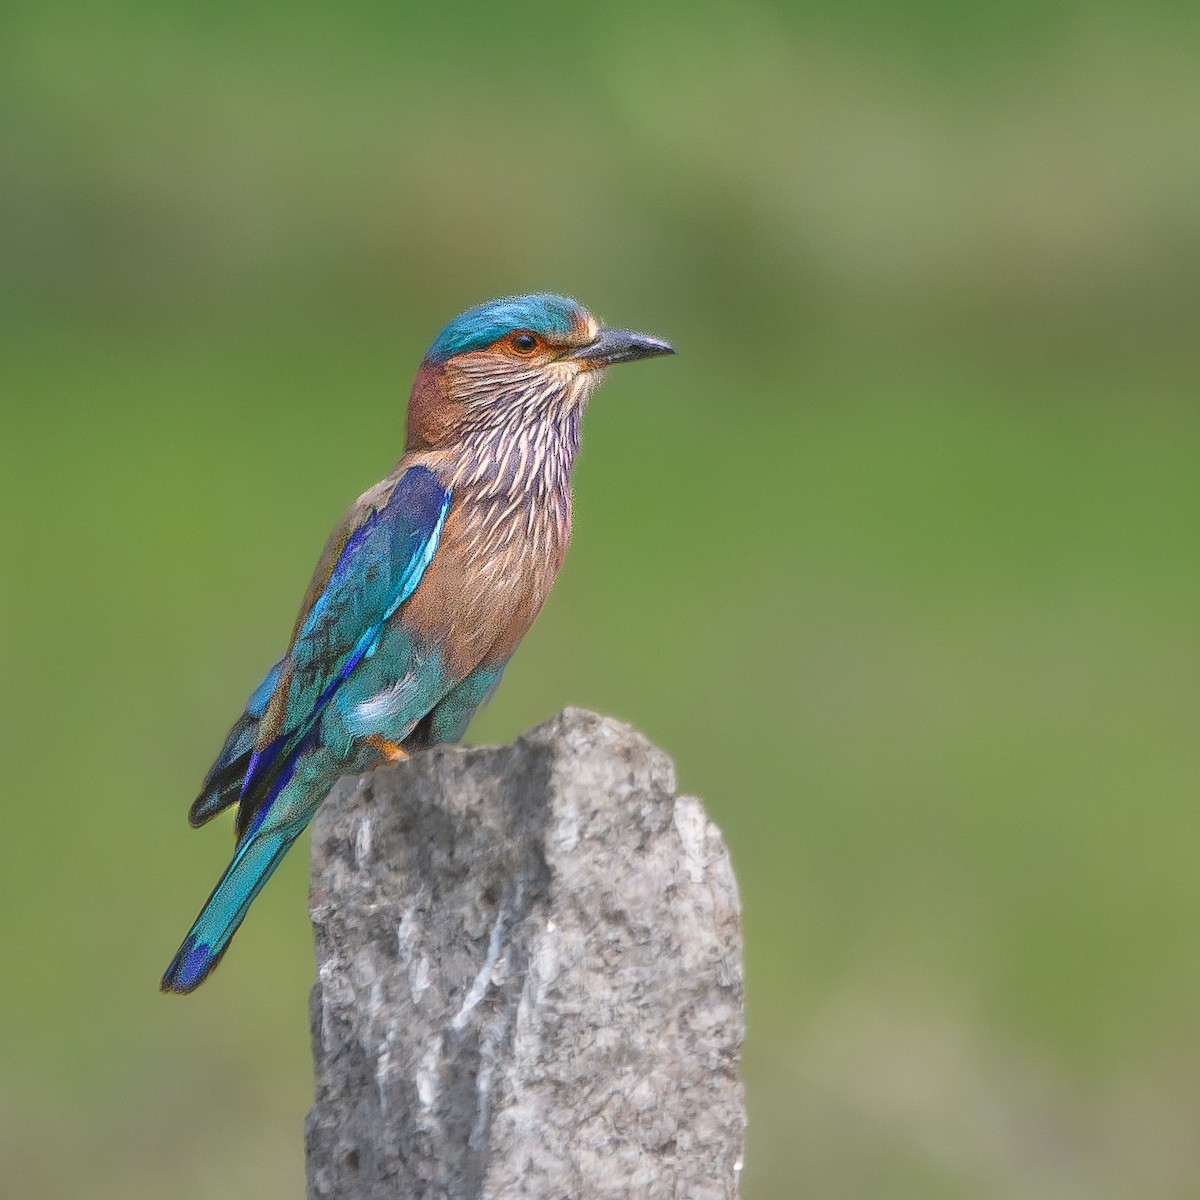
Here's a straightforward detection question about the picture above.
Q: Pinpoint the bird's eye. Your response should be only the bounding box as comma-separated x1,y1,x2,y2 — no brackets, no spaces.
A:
509,332,540,355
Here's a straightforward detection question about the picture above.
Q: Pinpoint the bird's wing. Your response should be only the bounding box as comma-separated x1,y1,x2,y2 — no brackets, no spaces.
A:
236,464,451,821
188,658,283,827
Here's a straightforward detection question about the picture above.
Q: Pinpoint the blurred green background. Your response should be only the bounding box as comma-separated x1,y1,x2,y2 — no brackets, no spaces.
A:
3,2,1200,1196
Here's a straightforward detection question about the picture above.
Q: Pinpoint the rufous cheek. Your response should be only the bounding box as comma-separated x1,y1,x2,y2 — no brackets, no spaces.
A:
405,361,465,451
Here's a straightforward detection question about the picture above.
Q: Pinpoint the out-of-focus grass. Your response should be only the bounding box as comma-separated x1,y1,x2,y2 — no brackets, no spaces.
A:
2,3,1200,1197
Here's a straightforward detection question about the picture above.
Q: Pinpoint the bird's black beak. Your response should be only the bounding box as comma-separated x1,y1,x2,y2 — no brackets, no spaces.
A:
568,327,675,368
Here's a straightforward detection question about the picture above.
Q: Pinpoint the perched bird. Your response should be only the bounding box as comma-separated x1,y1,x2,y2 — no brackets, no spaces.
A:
161,294,673,994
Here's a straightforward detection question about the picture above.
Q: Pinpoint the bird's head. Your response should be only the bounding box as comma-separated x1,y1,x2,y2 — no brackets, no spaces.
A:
405,293,673,450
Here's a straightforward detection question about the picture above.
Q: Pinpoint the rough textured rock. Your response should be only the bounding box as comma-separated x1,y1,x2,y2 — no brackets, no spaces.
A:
306,707,744,1200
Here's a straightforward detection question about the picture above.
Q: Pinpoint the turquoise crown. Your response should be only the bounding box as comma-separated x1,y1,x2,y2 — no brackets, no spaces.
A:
426,294,587,362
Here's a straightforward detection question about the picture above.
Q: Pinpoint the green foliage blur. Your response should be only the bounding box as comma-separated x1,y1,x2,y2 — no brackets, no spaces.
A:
3,2,1199,1196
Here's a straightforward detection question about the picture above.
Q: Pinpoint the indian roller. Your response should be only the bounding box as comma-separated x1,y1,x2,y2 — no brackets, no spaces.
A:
161,294,674,994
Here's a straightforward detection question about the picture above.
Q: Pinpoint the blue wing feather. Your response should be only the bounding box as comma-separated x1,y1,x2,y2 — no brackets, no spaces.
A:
188,658,283,827
237,465,451,818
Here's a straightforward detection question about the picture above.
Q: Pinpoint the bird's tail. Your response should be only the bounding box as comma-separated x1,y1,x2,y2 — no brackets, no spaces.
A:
160,824,301,994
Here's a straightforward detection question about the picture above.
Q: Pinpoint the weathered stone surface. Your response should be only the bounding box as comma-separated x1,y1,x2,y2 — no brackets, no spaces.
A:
306,708,744,1200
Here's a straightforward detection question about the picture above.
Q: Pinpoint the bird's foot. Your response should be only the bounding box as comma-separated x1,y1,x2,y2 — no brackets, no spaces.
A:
366,734,409,763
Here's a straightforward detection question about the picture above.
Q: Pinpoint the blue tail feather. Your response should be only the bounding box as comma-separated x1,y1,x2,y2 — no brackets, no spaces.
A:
160,825,300,994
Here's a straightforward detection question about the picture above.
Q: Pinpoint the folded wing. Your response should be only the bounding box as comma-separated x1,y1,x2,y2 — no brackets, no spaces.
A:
234,464,451,837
